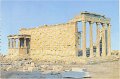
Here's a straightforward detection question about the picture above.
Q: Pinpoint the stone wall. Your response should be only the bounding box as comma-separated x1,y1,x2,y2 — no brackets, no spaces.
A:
19,22,78,58
8,48,19,58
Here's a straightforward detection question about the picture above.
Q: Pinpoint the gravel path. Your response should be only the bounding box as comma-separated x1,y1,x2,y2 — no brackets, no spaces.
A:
84,60,120,79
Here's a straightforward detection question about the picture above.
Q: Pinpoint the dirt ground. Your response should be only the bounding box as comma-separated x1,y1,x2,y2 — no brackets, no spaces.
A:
84,60,120,79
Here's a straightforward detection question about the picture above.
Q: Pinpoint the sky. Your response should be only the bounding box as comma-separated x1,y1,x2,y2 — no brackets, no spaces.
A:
0,0,119,54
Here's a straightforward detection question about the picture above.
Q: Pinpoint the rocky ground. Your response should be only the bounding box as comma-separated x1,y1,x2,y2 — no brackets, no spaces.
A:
0,53,119,79
1,60,119,79
84,60,120,79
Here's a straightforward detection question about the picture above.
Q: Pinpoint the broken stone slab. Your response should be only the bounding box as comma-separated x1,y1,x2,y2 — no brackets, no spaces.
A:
61,68,91,78
61,71,85,78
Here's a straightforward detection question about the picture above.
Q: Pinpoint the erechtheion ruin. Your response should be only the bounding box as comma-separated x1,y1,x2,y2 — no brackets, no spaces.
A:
7,11,111,59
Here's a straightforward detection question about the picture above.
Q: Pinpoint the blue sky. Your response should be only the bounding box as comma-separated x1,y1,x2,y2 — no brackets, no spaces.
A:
0,0,119,54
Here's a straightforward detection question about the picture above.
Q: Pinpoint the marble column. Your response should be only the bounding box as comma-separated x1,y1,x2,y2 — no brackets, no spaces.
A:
79,32,82,49
13,39,16,48
96,23,100,57
89,22,93,57
11,38,14,48
24,38,26,48
82,21,86,57
107,24,111,56
102,23,106,57
78,32,81,48
8,38,10,48
15,39,16,48
13,39,14,48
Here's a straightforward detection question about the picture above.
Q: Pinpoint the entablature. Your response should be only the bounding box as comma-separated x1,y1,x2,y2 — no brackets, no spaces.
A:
69,11,110,24
8,34,31,39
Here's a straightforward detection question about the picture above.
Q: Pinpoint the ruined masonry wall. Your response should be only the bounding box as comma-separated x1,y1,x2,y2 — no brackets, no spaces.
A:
19,22,77,58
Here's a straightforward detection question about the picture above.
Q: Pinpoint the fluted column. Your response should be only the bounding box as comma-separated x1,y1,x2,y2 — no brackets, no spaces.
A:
96,23,100,57
102,24,106,57
107,24,111,56
89,22,94,57
82,21,86,57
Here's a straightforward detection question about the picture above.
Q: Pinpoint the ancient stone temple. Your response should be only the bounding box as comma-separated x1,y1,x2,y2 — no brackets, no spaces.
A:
8,35,30,56
7,11,111,59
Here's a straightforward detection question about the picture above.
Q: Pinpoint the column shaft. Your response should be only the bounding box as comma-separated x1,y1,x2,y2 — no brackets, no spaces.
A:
96,23,100,57
79,32,82,49
13,39,14,48
107,24,111,56
82,21,86,57
13,39,16,48
102,24,106,57
24,38,26,48
11,39,14,48
8,38,10,48
89,22,93,57
78,32,80,47
14,39,16,48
